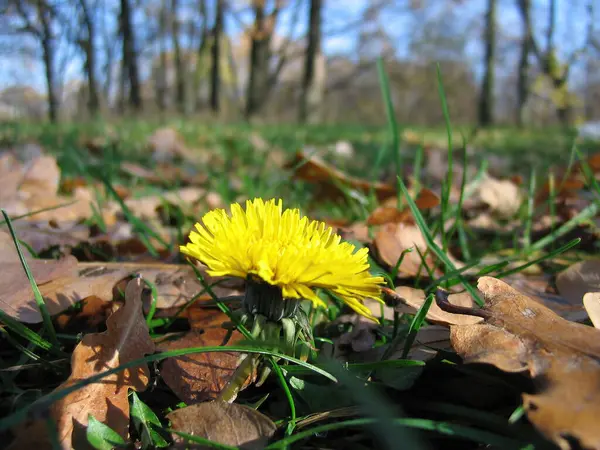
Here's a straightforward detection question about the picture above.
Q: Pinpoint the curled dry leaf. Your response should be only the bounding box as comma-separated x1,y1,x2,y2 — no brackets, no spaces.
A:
167,401,276,450
159,308,251,404
373,223,463,278
8,278,155,450
439,276,600,450
383,286,482,326
287,151,396,202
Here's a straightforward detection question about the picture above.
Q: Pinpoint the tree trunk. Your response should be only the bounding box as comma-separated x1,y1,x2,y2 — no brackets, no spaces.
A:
245,3,271,120
195,0,209,111
171,0,185,113
210,0,224,113
120,0,142,111
38,2,58,122
298,0,322,123
516,0,531,127
478,0,496,127
156,0,168,111
79,0,100,116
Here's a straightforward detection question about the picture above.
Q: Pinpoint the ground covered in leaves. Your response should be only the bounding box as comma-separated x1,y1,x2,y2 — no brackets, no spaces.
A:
1,121,600,450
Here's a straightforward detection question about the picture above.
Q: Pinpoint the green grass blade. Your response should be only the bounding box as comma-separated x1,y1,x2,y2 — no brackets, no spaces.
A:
401,293,434,359
270,358,297,435
436,64,454,252
523,168,537,251
528,202,597,253
377,56,402,208
397,177,483,306
1,209,59,347
167,429,237,449
265,417,525,449
0,345,337,432
495,238,580,279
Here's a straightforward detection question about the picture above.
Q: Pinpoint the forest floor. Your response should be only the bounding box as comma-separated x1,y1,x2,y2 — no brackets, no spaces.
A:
0,118,599,450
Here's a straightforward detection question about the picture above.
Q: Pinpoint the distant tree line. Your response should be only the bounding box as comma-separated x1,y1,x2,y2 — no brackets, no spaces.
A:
0,0,599,126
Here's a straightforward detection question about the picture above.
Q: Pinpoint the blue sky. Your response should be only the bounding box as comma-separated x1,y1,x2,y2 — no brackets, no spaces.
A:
0,0,593,94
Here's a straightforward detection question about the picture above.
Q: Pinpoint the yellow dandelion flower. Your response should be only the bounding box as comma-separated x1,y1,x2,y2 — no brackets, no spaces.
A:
180,198,386,322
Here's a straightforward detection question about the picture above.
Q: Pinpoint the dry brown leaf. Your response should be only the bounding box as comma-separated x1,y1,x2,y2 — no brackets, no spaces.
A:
556,260,600,321
124,187,206,219
159,308,250,404
54,295,117,333
8,278,155,450
506,273,587,322
2,221,91,253
373,222,463,278
332,317,450,365
79,261,243,310
535,151,600,206
441,276,600,450
18,154,60,200
383,286,482,326
583,293,600,329
337,222,371,243
366,188,440,226
0,234,240,322
0,152,23,207
473,175,522,219
148,127,191,163
287,151,396,202
0,230,86,322
120,161,208,186
0,150,94,223
167,401,276,449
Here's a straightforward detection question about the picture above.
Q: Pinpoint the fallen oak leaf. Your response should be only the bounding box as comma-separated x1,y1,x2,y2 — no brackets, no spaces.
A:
158,308,251,404
166,401,276,449
437,276,600,450
8,278,155,450
287,151,396,202
373,223,464,278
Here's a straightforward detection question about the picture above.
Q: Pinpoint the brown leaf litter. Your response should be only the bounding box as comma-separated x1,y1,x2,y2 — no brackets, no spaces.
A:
0,231,241,322
373,222,464,278
167,401,276,450
158,307,251,404
287,151,396,202
437,276,600,450
8,278,155,450
0,150,94,223
366,188,440,226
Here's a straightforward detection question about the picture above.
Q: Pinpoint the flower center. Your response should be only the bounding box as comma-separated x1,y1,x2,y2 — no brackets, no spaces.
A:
243,277,300,322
